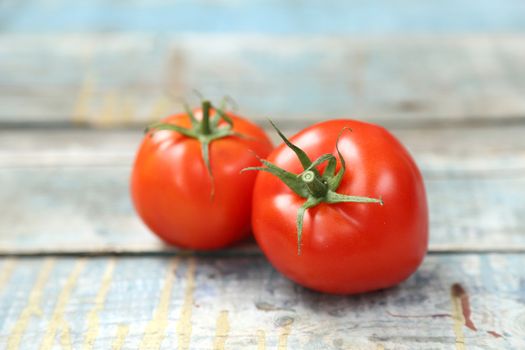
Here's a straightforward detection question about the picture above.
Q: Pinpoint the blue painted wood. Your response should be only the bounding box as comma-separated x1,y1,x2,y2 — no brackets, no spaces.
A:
2,35,525,126
0,254,523,349
1,160,525,254
2,0,525,34
0,3,523,349
1,124,525,254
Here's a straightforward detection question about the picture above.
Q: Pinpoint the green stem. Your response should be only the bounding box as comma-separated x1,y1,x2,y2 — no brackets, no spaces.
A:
146,98,249,201
245,121,385,255
201,100,212,135
301,170,328,198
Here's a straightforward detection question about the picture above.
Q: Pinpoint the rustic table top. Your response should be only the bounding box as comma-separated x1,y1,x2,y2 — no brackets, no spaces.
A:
1,1,525,349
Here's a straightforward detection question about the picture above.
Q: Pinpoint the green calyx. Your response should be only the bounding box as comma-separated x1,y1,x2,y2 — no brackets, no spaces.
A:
146,99,247,197
244,121,384,255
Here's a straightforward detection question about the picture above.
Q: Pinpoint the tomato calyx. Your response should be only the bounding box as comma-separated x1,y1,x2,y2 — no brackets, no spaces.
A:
244,121,384,254
146,100,249,197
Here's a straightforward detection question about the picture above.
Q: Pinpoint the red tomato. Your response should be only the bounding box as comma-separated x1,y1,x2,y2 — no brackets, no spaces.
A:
131,103,273,249
251,120,428,294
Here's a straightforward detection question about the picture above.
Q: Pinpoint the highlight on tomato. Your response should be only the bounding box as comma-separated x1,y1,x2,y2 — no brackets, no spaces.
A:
131,99,273,250
247,120,428,294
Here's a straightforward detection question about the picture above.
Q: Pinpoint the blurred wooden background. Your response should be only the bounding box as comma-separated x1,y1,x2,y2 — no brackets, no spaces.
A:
1,1,525,349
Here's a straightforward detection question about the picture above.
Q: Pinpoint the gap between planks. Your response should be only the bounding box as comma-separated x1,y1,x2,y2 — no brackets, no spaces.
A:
2,115,525,131
1,249,525,258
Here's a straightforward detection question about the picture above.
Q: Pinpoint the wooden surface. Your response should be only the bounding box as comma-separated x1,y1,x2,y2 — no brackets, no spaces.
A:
0,255,524,350
2,0,525,349
4,0,525,34
2,34,525,127
1,126,525,254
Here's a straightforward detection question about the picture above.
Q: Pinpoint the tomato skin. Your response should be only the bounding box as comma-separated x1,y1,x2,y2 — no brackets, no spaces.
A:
252,120,428,294
131,110,273,249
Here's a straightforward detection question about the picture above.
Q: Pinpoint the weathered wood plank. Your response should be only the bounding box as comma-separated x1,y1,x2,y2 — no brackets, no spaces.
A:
0,129,141,168
0,165,524,254
3,125,525,175
2,34,525,127
2,0,525,34
1,125,525,254
0,254,523,349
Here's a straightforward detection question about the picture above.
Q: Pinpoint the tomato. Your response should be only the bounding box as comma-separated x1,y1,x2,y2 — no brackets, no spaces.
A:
131,101,273,249
250,120,428,294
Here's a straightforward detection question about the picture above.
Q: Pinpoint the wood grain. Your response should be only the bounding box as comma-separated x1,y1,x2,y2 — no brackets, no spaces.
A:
0,254,523,349
7,258,55,350
1,2,523,349
3,125,525,175
1,165,525,254
1,124,525,254
2,34,525,127
3,0,525,34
